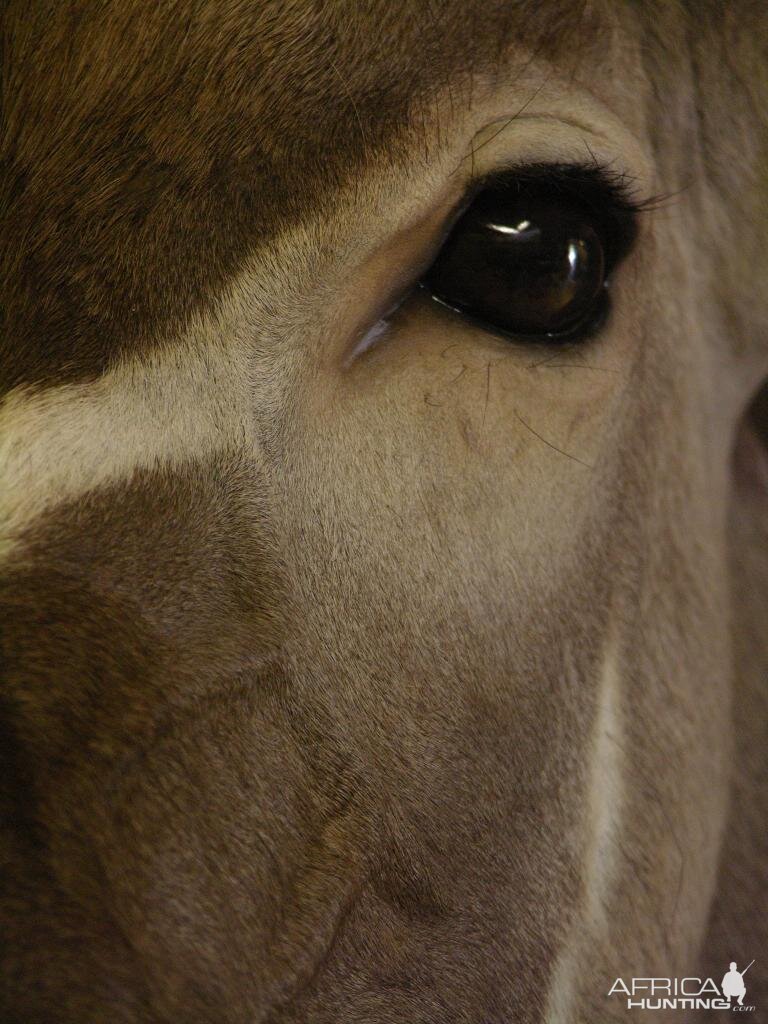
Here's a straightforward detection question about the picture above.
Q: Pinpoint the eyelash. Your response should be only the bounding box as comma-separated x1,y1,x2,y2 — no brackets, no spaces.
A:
479,160,658,212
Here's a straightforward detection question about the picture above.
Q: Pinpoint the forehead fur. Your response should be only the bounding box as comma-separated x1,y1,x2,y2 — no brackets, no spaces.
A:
0,0,593,391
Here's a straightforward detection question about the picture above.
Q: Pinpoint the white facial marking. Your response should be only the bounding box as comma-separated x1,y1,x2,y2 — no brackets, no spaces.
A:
0,314,254,560
545,635,624,1023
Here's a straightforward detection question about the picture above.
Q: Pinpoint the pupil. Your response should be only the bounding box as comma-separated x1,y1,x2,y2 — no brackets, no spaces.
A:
424,186,607,338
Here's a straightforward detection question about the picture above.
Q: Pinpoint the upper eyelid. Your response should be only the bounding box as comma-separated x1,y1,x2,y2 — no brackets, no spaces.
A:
459,104,656,195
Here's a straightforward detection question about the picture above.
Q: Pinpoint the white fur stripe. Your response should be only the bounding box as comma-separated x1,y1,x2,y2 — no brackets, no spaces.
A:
544,635,624,1022
0,318,253,560
584,637,624,925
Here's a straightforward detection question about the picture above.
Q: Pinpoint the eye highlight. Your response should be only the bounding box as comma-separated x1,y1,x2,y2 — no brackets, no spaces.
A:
421,163,645,345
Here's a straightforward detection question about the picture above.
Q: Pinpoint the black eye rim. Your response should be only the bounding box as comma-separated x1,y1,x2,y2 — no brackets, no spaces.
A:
420,279,613,348
419,161,646,346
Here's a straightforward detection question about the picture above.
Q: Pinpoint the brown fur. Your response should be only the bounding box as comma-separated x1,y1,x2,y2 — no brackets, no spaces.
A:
0,0,592,391
1,2,767,1022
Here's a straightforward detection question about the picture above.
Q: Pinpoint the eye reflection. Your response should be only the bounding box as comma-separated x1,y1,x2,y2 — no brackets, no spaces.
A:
487,219,534,237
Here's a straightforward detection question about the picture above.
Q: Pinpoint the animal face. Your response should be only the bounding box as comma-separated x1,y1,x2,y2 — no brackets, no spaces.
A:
1,2,767,1021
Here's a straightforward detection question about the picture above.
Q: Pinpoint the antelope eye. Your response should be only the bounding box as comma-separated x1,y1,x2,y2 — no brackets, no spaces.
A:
422,170,635,343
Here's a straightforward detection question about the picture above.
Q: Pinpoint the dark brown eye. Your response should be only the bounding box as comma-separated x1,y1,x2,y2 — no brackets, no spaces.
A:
422,167,637,343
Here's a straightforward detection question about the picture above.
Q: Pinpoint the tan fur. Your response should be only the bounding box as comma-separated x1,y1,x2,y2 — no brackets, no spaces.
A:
1,2,766,1022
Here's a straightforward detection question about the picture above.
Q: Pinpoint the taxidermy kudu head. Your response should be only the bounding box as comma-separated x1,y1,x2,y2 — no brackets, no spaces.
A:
1,1,767,1021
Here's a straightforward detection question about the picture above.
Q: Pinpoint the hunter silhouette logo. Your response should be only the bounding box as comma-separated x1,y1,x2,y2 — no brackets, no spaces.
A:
722,961,754,1007
608,959,757,1012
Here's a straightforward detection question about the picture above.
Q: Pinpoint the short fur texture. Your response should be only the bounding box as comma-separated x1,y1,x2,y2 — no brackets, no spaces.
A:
1,2,767,1021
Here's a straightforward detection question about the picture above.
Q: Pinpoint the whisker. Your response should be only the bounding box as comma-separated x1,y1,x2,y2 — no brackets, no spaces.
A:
536,362,621,374
514,409,594,469
469,74,552,161
329,59,368,150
